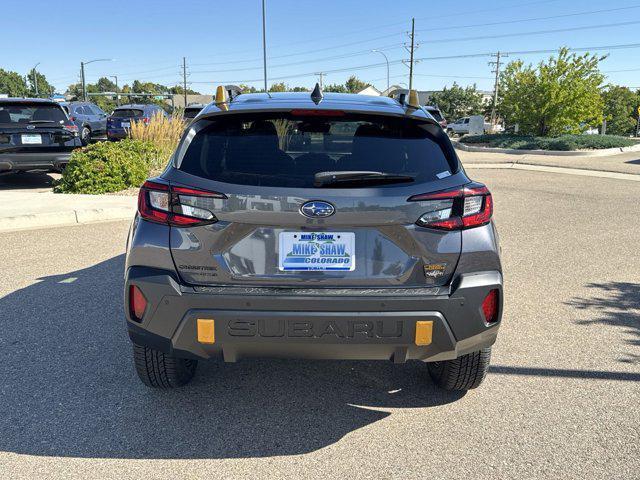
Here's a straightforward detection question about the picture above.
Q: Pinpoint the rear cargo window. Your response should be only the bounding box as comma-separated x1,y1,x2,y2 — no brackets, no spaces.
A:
184,107,201,119
111,109,144,118
426,108,444,122
178,113,453,188
0,103,67,124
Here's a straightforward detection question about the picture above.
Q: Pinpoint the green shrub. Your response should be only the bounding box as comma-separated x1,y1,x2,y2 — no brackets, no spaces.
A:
460,134,638,151
54,140,160,194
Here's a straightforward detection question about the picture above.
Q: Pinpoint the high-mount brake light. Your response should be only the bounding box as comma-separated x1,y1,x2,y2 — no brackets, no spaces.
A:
290,109,345,116
408,183,493,230
138,180,226,227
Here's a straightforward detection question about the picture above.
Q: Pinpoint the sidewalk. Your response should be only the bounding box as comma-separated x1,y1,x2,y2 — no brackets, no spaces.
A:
457,148,640,175
0,188,136,232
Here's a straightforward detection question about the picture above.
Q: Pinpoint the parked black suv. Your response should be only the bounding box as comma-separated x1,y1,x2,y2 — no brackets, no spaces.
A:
0,98,81,174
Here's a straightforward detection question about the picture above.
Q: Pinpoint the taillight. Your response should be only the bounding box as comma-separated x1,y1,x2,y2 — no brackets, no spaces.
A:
138,180,226,227
69,116,76,122
482,289,500,324
63,123,79,135
408,182,493,230
142,117,150,124
129,285,147,322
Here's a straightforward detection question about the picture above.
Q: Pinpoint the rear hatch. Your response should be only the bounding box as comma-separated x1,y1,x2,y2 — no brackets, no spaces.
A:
108,108,144,130
155,111,469,289
0,102,77,153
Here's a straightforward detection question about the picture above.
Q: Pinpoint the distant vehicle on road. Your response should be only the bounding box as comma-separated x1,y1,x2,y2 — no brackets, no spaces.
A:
107,104,167,141
61,101,108,145
424,105,447,130
183,103,205,121
0,98,81,174
447,117,502,136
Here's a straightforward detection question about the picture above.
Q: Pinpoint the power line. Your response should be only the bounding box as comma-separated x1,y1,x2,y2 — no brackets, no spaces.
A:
186,42,640,85
427,20,640,44
416,5,640,33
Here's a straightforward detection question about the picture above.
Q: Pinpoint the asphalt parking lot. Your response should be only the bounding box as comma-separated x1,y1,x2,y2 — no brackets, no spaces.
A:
0,168,638,479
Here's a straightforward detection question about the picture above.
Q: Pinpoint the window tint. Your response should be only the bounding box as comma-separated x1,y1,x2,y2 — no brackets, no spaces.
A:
0,103,67,124
179,113,452,188
111,109,144,118
426,108,444,122
81,106,92,115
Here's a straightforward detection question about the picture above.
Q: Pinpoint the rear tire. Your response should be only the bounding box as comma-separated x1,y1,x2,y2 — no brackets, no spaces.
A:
80,126,91,146
133,344,197,388
427,347,491,391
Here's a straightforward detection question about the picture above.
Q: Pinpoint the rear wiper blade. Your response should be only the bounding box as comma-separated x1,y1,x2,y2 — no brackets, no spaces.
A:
314,171,415,188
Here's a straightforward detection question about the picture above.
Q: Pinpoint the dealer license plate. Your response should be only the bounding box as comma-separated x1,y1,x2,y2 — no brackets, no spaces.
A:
279,232,355,271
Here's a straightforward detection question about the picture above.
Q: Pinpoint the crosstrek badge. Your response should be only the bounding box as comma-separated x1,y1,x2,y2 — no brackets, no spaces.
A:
424,263,447,279
279,232,355,271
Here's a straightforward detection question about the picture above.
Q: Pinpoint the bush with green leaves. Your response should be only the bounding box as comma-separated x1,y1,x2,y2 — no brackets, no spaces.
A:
54,140,161,194
460,134,638,151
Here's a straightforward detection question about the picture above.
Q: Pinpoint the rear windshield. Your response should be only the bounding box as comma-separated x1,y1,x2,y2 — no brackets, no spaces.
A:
111,109,144,118
178,113,453,188
0,103,67,125
426,108,444,122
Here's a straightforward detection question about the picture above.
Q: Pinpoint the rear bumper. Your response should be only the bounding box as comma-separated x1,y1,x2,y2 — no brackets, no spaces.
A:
107,130,127,140
0,151,73,172
125,267,503,363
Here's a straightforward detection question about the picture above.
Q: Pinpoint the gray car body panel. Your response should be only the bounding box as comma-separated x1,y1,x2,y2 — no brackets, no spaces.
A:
124,92,503,363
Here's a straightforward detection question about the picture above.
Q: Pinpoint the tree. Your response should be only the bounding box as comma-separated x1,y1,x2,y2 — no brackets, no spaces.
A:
345,75,370,93
0,68,28,97
602,86,639,136
27,70,54,97
324,83,347,93
429,83,484,120
269,82,287,92
169,85,201,95
499,48,605,136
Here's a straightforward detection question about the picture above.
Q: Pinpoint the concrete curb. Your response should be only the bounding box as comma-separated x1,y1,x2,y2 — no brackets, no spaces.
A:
453,140,640,157
0,206,134,232
465,162,640,182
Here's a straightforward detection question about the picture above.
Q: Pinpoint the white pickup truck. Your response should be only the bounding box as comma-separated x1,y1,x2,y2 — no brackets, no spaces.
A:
447,117,503,136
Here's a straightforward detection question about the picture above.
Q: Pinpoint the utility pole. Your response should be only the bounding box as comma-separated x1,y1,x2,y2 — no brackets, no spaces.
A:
402,18,418,92
182,57,188,108
408,18,415,91
262,0,268,93
489,51,506,126
314,72,325,89
80,62,86,101
110,75,119,106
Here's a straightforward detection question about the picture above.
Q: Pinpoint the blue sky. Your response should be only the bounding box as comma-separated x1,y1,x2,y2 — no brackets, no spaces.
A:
5,0,640,94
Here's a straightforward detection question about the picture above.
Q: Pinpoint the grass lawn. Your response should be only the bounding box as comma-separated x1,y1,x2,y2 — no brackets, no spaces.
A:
459,134,639,151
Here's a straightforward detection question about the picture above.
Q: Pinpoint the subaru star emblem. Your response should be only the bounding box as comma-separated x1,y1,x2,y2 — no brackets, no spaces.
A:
300,200,335,218
27,125,36,130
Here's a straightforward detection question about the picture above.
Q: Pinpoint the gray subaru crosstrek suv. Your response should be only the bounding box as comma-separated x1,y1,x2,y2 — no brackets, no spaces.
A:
124,90,503,391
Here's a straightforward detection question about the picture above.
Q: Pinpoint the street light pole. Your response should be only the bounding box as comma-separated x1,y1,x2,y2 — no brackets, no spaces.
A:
372,50,389,94
80,58,113,101
80,62,86,101
110,75,119,106
32,62,41,97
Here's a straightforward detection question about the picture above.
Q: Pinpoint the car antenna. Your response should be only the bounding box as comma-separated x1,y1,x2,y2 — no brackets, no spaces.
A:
311,82,323,105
